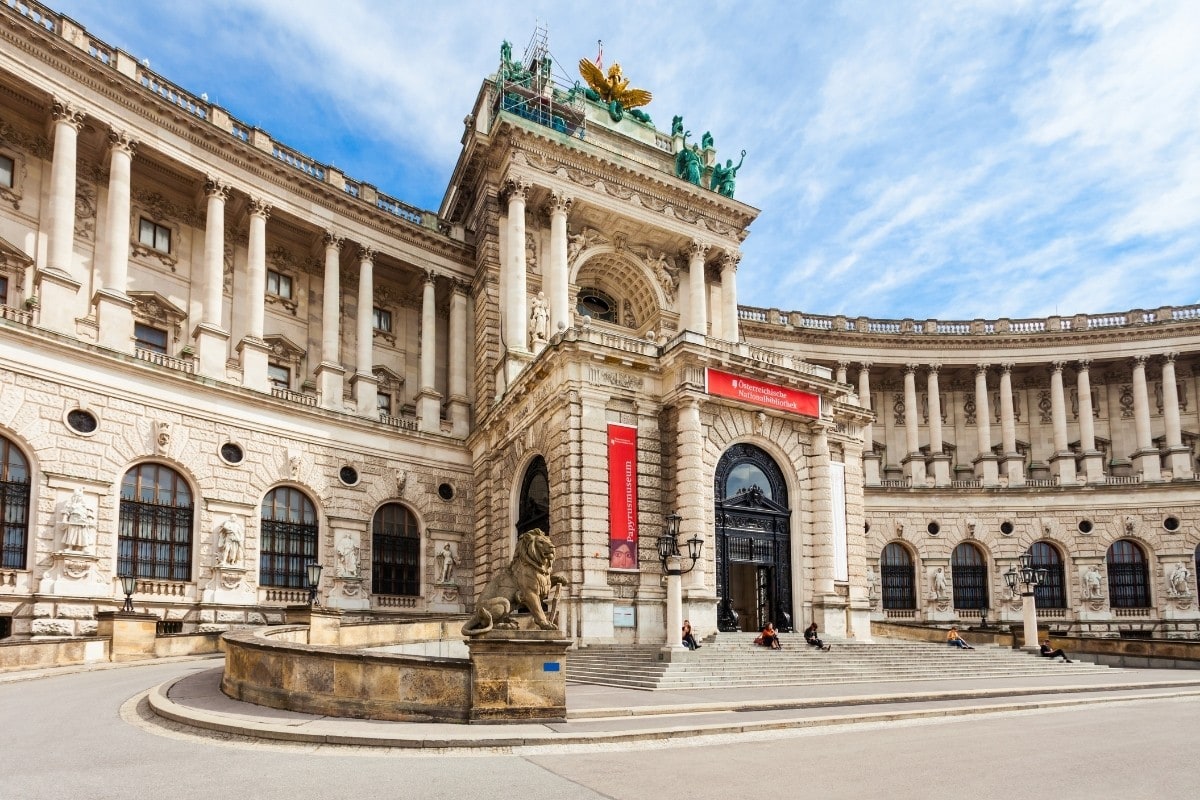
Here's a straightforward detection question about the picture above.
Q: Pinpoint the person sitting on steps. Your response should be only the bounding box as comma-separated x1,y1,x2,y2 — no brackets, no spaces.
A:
804,622,831,651
1040,639,1072,662
757,622,782,650
682,619,701,650
946,625,975,650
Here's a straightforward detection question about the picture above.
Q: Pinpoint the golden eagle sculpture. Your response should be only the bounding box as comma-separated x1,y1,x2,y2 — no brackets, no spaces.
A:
578,59,652,122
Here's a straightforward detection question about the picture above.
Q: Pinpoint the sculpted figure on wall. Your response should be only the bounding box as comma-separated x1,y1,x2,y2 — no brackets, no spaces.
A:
930,566,950,600
217,514,244,567
1082,565,1104,600
335,535,359,578
59,488,95,553
529,291,549,345
461,528,567,636
436,542,458,584
1168,562,1192,596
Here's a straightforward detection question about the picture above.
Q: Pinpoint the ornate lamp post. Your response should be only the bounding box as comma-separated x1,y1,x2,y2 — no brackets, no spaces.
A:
1004,549,1048,653
306,561,324,607
657,512,703,652
118,572,137,613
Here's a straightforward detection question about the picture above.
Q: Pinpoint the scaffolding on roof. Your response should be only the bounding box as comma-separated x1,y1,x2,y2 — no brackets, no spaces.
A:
493,24,587,139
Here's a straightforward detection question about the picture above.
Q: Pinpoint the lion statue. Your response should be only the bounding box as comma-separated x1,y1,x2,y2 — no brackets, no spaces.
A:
461,528,568,636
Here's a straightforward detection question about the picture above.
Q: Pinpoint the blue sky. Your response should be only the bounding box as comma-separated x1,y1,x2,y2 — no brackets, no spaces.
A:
52,1,1200,320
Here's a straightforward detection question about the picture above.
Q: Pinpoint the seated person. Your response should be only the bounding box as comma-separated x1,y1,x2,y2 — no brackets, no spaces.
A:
804,622,831,651
759,622,782,650
1040,639,1072,662
681,619,701,650
946,626,975,649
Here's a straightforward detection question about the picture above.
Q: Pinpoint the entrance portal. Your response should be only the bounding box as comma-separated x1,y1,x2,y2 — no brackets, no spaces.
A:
714,444,793,632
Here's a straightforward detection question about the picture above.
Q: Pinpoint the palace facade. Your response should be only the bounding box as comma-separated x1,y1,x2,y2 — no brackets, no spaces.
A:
0,3,1195,646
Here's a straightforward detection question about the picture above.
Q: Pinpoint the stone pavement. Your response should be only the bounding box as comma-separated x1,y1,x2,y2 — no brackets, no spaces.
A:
139,659,1200,751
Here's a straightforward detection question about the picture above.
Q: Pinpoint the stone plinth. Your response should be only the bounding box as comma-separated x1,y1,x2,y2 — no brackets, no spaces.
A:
466,629,571,723
96,611,158,661
284,606,342,645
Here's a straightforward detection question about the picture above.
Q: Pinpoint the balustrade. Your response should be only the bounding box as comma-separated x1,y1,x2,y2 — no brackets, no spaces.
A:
137,65,209,120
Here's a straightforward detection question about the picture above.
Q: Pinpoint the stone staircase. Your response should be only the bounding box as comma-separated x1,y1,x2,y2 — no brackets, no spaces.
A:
566,632,1109,690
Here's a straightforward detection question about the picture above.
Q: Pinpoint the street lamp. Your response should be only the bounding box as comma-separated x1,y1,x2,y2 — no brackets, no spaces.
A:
1004,549,1049,652
306,561,323,607
118,572,137,613
658,512,703,654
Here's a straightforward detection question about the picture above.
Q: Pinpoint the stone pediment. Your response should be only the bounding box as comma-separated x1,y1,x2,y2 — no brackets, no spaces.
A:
263,334,306,367
129,291,187,338
372,365,405,390
718,486,788,514
0,233,33,267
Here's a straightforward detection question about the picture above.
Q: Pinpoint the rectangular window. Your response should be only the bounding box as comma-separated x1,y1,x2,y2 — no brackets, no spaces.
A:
267,364,290,391
266,270,292,299
133,323,168,354
138,218,171,253
0,276,7,306
376,392,392,414
0,154,12,188
373,307,392,332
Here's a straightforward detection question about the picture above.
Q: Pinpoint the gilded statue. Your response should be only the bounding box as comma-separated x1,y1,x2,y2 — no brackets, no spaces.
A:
578,59,652,122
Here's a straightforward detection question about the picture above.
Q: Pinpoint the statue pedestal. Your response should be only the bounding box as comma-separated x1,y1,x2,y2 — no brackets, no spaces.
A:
96,611,159,661
326,576,370,611
466,629,571,723
37,550,105,597
201,565,255,605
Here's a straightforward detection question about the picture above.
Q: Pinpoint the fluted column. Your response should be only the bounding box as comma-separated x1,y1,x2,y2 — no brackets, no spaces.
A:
416,270,443,433
447,279,471,437
504,179,529,353
36,99,87,333
351,246,378,415
1048,361,1076,484
1161,353,1192,479
901,364,924,484
720,252,739,341
686,240,708,335
973,364,999,486
94,129,137,352
1131,355,1161,480
194,178,232,378
1076,360,1104,482
858,363,880,485
315,232,345,410
237,197,272,391
544,191,572,336
927,364,950,486
998,363,1024,486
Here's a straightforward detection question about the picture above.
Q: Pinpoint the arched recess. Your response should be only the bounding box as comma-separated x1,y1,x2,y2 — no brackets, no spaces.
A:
572,250,663,335
1107,539,1151,608
1029,541,1067,608
880,542,916,610
118,462,194,581
714,443,792,632
259,485,319,588
515,455,549,537
371,502,421,597
0,433,30,570
951,541,988,612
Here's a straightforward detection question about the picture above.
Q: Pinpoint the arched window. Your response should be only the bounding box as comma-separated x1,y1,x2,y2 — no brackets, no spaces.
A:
1107,540,1150,608
372,503,420,596
0,436,30,569
951,542,988,611
516,456,549,536
1030,541,1066,609
118,463,193,580
259,487,318,588
880,543,915,610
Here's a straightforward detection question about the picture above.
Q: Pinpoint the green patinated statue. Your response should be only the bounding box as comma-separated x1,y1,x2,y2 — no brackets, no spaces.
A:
674,134,702,185
710,150,746,198
701,131,713,149
671,115,684,136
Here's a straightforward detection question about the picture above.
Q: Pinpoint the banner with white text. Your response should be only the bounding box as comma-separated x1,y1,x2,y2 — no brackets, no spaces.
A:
607,423,639,569
705,368,820,417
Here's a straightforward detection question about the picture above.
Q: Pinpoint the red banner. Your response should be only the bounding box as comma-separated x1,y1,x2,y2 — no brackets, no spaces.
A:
607,423,638,569
706,368,820,417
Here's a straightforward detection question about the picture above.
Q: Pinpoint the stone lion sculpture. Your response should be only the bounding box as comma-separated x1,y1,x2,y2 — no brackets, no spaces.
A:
461,528,567,636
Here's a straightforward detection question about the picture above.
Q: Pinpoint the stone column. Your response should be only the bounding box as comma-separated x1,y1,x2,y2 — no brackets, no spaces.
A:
315,232,345,410
676,398,707,595
686,240,708,335
94,128,137,352
810,426,846,635
835,361,849,385
858,363,880,485
998,363,1024,486
1131,355,1162,481
1048,361,1077,484
720,251,739,341
926,364,951,486
194,178,231,378
36,99,87,334
544,190,572,336
1077,360,1104,482
972,364,999,486
447,280,471,437
504,179,529,353
351,246,378,415
1161,353,1192,479
901,364,924,484
237,198,271,391
416,270,443,432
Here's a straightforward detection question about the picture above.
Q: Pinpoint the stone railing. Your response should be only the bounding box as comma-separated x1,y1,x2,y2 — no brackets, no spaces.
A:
739,303,1200,338
0,304,33,325
3,0,57,32
379,413,419,431
271,387,317,407
137,63,208,121
134,348,195,374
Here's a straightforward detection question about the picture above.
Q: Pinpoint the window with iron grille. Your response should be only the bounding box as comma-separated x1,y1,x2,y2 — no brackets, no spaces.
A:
1107,539,1150,608
0,436,30,570
259,486,318,588
880,543,915,610
134,323,168,354
951,542,988,610
1030,541,1067,608
117,463,193,581
372,503,420,596
138,217,171,253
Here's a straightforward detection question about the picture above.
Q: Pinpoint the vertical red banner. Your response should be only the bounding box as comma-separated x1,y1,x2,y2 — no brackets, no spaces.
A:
607,423,639,569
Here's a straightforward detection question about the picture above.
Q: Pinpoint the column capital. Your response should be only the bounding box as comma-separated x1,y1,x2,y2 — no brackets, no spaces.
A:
1131,354,1149,369
356,245,375,264
1051,360,1067,373
450,277,470,296
322,231,344,251
248,197,272,219
106,128,137,157
836,360,852,371
502,177,529,202
423,268,438,285
998,362,1014,375
926,363,942,375
1162,351,1179,364
51,98,86,131
858,361,872,372
903,363,919,375
686,240,710,260
204,176,231,202
1077,359,1092,372
975,363,990,375
719,251,741,272
542,190,573,216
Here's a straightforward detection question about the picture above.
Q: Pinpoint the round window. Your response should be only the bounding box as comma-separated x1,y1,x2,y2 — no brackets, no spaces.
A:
1000,521,1014,536
339,466,359,486
220,442,244,465
66,409,98,435
1163,516,1180,532
1078,519,1094,534
438,483,454,501
927,521,940,536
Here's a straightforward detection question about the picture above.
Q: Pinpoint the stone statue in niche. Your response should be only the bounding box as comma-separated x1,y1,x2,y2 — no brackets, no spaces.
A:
59,488,95,553
436,542,458,584
156,421,171,455
335,535,359,578
865,565,879,598
395,469,407,496
1082,565,1104,600
529,291,549,345
217,514,244,567
930,566,950,600
1168,562,1192,597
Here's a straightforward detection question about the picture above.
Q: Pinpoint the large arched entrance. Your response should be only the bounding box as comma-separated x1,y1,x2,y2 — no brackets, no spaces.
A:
516,456,549,536
714,444,793,632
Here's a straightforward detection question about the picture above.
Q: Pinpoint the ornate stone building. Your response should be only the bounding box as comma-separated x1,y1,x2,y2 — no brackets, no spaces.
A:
0,4,1194,645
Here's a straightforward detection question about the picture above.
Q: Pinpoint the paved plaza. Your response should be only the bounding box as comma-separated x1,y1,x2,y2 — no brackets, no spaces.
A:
4,656,1199,799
